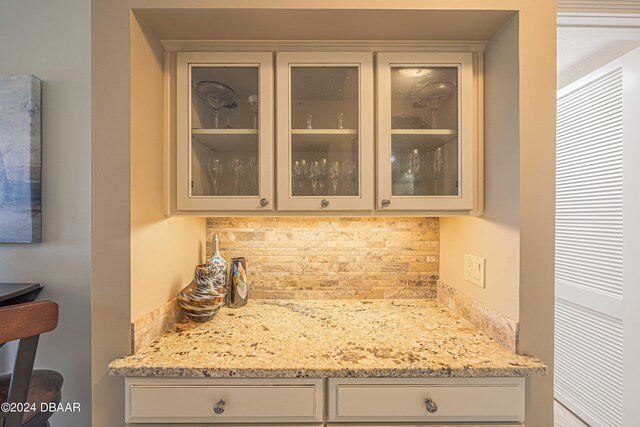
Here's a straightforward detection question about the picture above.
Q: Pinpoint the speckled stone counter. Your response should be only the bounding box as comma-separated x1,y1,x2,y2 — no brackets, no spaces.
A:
109,299,547,378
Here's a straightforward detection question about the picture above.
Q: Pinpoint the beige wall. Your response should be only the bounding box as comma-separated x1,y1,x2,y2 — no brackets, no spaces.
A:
440,17,521,321
442,10,557,425
92,2,556,426
517,5,556,426
0,1,91,426
91,5,132,427
130,15,206,322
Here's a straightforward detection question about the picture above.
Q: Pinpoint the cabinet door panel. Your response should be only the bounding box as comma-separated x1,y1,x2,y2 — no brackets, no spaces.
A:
126,378,324,424
328,378,524,423
176,52,274,211
377,52,476,212
276,52,374,211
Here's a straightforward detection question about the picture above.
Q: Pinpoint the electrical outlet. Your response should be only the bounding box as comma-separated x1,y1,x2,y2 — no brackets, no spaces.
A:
464,254,486,288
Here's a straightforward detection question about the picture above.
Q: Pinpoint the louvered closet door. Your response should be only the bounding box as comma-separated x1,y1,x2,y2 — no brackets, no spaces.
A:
556,61,624,427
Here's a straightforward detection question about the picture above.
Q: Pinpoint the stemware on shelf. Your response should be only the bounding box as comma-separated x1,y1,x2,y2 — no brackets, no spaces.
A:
248,155,258,195
413,81,455,129
309,161,321,195
292,159,308,196
328,161,341,195
207,156,224,195
337,113,344,130
306,113,313,130
195,81,236,129
391,149,432,196
224,102,237,129
340,160,357,196
317,158,327,195
228,157,247,196
432,146,444,195
291,158,357,196
410,149,424,182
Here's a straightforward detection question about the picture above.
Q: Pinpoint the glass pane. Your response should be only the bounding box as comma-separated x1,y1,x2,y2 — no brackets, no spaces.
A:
190,66,259,197
290,66,359,197
390,66,458,196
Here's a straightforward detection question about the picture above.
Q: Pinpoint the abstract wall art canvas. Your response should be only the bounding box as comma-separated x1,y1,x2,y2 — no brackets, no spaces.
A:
0,75,42,243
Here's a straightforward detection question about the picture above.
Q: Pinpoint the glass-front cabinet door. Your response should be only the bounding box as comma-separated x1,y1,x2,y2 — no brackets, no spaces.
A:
377,52,475,212
276,52,374,211
176,52,273,211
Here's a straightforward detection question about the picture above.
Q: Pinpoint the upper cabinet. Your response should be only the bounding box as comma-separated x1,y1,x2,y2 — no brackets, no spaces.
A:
377,52,475,212
171,50,481,215
276,52,374,211
176,52,274,211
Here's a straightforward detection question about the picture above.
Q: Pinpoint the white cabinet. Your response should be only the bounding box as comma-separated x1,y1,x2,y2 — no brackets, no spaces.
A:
376,52,478,212
125,377,524,425
176,52,274,211
275,52,374,212
172,50,481,215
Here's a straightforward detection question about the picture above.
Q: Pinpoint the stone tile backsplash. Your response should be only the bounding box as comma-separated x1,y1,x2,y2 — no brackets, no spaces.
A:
206,217,439,299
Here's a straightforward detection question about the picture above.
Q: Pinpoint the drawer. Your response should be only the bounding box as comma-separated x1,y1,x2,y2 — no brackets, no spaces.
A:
328,378,525,423
126,378,324,424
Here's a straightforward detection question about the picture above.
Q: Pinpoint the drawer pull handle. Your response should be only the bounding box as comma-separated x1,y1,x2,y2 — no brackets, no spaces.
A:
213,399,226,415
425,397,438,414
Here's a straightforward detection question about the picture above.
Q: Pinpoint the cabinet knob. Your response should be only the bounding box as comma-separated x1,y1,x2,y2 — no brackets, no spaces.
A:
320,199,330,208
213,398,226,414
381,199,391,208
425,397,438,414
259,198,269,207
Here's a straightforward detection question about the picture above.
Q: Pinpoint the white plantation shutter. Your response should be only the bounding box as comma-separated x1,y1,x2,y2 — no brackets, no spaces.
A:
555,62,624,427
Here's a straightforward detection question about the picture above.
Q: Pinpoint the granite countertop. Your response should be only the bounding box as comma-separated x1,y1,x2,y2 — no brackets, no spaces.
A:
109,299,547,378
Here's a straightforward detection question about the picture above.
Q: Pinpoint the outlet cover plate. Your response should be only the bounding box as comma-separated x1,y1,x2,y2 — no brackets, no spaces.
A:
464,254,485,288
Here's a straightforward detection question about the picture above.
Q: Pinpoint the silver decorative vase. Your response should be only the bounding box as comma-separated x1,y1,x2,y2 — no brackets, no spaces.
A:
205,234,227,296
178,264,226,322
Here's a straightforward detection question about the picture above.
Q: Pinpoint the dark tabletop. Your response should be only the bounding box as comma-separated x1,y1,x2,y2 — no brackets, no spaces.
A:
0,283,43,306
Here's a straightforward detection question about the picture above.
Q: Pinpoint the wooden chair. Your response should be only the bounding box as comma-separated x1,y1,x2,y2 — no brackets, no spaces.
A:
0,301,63,427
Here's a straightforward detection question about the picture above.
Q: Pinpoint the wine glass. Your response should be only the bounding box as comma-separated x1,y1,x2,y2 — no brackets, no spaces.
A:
340,161,357,195
292,159,308,196
317,158,327,195
196,81,236,129
349,161,358,195
224,102,237,129
248,95,258,129
228,157,246,195
432,147,444,194
248,155,258,195
328,161,341,195
413,81,455,129
391,154,402,182
207,156,224,195
309,161,321,196
410,149,423,182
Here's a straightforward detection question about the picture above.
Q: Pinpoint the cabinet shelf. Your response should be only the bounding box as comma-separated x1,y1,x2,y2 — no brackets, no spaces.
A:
291,130,358,153
391,129,458,152
291,129,358,135
192,129,258,153
391,129,457,136
192,128,258,135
